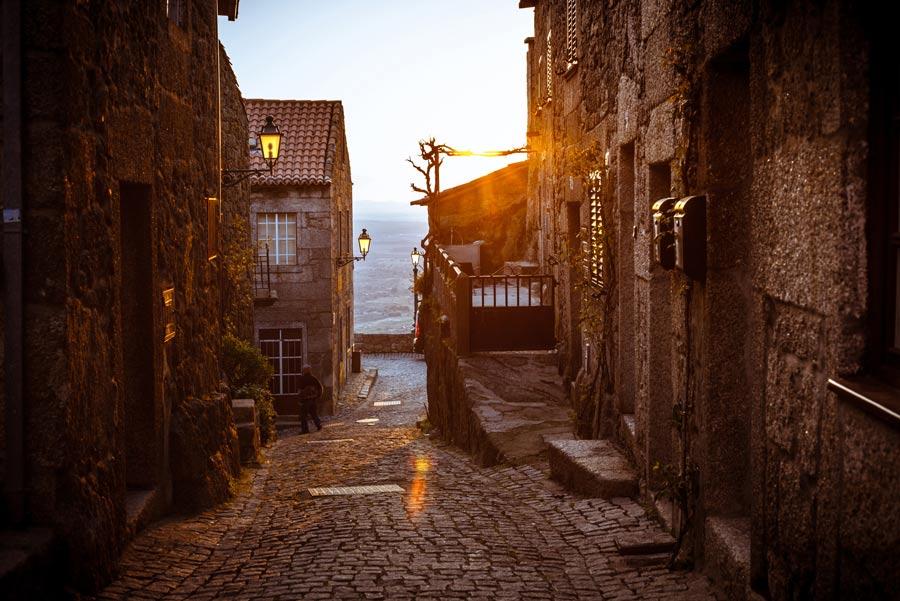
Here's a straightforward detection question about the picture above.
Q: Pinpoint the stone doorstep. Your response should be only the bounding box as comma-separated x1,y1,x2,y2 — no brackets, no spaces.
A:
547,439,639,499
125,488,163,537
231,398,257,424
704,516,752,601
0,528,59,599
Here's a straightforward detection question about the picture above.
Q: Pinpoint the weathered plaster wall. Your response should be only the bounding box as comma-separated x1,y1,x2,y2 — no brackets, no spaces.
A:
524,0,897,597
8,1,243,591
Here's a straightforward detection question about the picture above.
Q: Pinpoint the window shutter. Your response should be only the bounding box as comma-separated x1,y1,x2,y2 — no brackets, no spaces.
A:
566,0,578,67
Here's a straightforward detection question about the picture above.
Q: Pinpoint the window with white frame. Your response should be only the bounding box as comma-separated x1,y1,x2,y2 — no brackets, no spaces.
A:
566,0,578,69
257,213,297,265
258,328,304,395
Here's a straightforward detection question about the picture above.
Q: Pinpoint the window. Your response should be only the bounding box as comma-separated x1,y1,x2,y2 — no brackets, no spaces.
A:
585,169,604,289
259,328,304,395
566,0,578,69
257,213,297,265
166,0,184,27
207,197,219,260
545,29,554,102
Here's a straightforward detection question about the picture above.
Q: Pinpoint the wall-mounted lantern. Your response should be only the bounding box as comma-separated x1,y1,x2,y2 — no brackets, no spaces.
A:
222,115,283,187
336,229,372,267
411,247,423,269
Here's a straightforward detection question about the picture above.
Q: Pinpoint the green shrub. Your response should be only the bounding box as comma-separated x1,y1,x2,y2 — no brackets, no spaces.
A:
235,384,277,446
222,333,272,389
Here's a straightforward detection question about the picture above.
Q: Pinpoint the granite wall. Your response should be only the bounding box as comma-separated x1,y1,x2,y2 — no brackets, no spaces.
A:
523,0,897,598
0,1,246,591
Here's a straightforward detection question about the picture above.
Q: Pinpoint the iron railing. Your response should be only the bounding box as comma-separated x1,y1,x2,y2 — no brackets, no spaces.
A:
430,244,555,353
254,242,274,304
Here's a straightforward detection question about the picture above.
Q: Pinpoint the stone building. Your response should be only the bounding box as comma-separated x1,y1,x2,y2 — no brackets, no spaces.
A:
412,161,528,274
0,0,251,594
246,99,354,416
518,0,898,598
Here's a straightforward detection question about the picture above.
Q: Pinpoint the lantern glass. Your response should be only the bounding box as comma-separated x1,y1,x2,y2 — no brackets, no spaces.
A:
411,248,421,268
358,229,371,258
258,116,282,167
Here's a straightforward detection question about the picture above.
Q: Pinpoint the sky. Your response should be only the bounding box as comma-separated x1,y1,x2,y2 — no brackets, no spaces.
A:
218,1,534,219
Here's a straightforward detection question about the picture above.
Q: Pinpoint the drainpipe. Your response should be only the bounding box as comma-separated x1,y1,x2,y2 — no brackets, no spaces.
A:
3,0,26,526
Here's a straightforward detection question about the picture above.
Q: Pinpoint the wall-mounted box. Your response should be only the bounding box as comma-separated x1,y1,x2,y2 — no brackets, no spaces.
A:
651,197,677,270
673,195,706,280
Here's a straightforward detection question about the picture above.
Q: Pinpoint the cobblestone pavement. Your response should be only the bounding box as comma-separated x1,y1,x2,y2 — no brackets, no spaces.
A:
96,355,717,600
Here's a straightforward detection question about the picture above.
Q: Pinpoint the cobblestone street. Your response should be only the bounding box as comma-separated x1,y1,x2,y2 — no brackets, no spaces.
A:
96,356,716,600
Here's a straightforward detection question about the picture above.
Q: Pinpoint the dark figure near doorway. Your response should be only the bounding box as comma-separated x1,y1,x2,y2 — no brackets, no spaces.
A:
298,365,323,434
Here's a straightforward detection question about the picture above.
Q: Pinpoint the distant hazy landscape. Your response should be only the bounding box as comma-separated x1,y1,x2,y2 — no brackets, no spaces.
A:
353,203,427,334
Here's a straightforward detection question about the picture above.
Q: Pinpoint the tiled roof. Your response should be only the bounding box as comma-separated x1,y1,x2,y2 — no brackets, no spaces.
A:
245,99,342,187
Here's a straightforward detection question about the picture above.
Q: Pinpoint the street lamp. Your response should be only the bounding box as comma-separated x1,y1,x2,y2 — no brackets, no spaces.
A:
411,248,423,327
337,229,372,267
222,115,284,187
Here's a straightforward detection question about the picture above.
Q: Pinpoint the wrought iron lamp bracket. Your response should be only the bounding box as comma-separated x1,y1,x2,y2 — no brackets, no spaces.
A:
335,256,364,267
221,167,272,187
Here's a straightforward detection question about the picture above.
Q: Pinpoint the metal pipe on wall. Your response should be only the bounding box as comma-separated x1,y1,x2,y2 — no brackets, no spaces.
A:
2,0,26,526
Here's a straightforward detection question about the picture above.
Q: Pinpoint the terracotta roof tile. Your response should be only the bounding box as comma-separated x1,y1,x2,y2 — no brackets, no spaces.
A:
245,99,341,186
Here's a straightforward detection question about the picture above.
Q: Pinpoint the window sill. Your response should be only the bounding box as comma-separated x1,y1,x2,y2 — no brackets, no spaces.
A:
827,376,900,431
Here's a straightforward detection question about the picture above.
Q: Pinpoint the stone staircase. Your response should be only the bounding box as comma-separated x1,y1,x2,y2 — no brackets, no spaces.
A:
458,351,573,466
547,439,639,499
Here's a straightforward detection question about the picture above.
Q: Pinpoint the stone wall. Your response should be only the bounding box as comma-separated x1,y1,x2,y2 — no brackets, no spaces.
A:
354,333,414,354
2,1,244,591
219,45,254,341
523,1,897,597
330,104,355,407
252,184,337,411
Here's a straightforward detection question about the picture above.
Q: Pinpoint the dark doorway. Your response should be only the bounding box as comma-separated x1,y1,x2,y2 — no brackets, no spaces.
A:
646,161,674,485
119,183,157,489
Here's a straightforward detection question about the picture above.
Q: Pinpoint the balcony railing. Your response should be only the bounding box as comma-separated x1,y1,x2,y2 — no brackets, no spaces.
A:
430,244,555,353
254,242,276,305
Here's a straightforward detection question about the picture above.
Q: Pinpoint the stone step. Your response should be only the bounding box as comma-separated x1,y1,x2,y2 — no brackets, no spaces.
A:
705,516,751,601
232,398,257,424
547,439,639,499
0,528,59,600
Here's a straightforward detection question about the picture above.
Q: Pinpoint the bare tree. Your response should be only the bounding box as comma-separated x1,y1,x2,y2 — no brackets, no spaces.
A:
407,137,444,197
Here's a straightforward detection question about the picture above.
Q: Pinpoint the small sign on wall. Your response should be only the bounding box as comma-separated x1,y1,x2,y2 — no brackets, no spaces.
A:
163,287,176,342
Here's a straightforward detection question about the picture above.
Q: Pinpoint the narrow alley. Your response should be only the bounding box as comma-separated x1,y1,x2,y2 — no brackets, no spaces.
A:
95,356,714,600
